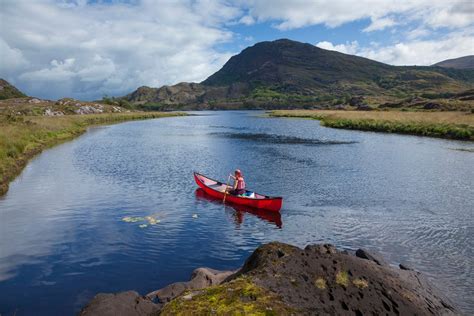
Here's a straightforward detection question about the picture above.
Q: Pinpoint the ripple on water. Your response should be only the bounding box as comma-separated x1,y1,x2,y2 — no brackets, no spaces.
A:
0,111,472,314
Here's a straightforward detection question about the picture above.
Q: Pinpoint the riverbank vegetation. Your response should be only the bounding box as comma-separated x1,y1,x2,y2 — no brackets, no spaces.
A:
0,112,185,196
270,110,474,140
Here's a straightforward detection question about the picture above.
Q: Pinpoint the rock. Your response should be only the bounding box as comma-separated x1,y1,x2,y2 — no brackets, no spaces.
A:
82,242,459,315
79,291,160,316
349,96,365,107
28,98,42,104
305,243,338,254
399,263,413,270
56,98,77,106
356,104,373,111
355,248,388,266
44,108,64,116
75,105,104,114
146,267,235,303
423,102,442,109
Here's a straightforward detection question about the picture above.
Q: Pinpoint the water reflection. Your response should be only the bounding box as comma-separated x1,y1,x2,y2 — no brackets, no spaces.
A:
0,111,473,315
195,189,282,228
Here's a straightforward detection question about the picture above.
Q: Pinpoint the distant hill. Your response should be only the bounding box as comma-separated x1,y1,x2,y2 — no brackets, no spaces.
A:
0,79,27,100
433,56,474,70
123,39,474,110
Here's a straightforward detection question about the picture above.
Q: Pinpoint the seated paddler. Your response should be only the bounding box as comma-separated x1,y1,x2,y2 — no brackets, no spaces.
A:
229,169,246,195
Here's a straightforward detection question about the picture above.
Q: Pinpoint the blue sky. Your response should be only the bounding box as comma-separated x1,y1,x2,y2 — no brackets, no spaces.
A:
1,0,473,100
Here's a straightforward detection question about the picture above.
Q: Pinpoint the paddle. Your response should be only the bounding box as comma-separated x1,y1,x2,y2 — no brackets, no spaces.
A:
223,175,231,203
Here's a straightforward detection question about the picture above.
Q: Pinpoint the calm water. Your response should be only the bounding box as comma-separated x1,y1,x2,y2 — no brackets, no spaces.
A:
0,111,473,315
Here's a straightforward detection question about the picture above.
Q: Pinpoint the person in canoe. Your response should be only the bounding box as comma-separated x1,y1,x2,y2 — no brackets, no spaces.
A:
228,169,246,195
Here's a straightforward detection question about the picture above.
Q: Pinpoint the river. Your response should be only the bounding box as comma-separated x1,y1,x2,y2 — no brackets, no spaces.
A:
0,111,473,314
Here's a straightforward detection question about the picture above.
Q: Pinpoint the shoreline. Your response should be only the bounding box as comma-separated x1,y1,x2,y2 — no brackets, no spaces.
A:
80,242,459,315
269,110,474,141
0,112,186,197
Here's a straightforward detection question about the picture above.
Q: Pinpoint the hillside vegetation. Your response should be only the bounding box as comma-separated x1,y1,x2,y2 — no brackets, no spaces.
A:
0,79,26,100
433,55,474,70
123,39,474,110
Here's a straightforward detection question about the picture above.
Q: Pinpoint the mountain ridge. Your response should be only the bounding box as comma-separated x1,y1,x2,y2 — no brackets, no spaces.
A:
0,79,27,100
433,55,474,70
122,39,474,110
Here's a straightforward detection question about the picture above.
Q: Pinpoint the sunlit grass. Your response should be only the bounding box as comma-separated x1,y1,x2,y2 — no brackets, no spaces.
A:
270,110,474,140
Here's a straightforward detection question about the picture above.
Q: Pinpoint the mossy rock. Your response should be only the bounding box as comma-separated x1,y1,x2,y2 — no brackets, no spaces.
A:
160,277,296,315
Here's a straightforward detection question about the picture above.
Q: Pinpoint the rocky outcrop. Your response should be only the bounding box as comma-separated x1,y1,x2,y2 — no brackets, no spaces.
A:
146,268,236,304
0,96,127,116
80,242,459,315
79,291,160,316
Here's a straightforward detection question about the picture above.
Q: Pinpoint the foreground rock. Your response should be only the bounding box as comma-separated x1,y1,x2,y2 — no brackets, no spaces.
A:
81,242,459,315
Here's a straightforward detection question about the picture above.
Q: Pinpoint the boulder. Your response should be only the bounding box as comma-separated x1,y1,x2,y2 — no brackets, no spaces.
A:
423,102,442,109
79,291,160,316
146,267,235,303
355,248,388,266
28,98,42,104
75,105,104,114
82,242,459,315
356,104,373,111
349,96,365,107
44,108,64,116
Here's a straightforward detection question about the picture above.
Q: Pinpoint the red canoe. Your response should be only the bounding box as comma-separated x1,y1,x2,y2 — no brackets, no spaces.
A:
194,172,283,212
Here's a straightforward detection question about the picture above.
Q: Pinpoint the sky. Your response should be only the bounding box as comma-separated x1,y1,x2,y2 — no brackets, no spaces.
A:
0,0,473,100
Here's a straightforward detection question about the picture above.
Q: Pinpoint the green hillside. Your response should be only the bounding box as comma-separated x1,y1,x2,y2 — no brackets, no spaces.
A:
123,39,474,110
0,79,27,100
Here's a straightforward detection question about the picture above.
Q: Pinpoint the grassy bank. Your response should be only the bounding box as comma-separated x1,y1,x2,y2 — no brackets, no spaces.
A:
270,110,474,140
0,112,185,196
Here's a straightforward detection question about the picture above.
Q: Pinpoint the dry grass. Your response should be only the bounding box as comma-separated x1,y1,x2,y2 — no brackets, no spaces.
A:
0,112,185,196
271,110,474,125
270,110,474,140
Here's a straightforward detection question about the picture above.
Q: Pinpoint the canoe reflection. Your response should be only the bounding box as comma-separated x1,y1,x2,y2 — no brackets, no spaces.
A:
195,188,282,228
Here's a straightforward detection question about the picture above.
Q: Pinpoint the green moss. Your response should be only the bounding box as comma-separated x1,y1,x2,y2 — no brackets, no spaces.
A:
160,277,296,315
352,278,369,289
314,277,327,289
336,271,349,288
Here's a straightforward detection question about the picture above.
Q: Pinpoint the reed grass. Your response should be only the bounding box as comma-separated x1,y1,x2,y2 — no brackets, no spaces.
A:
270,110,474,140
0,112,185,196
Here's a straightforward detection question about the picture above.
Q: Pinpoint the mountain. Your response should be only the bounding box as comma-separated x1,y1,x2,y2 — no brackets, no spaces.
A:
433,56,474,70
123,39,474,110
0,79,27,100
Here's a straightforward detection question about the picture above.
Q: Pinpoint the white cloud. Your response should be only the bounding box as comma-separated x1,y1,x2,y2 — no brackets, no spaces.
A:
316,41,360,55
0,0,238,100
1,0,473,100
363,17,397,32
0,39,29,74
316,31,474,65
242,0,474,30
406,27,431,40
239,15,255,25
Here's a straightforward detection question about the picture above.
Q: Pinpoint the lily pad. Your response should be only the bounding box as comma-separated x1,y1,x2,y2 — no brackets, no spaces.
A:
122,216,144,223
145,216,161,225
